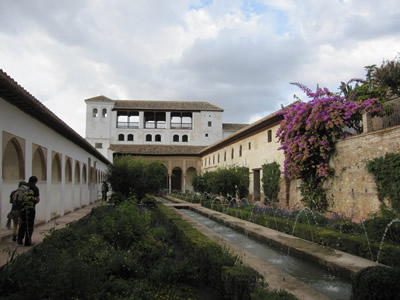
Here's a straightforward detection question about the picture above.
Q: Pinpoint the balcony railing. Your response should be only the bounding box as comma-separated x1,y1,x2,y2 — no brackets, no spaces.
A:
144,122,166,129
117,122,139,129
370,109,400,132
171,123,192,130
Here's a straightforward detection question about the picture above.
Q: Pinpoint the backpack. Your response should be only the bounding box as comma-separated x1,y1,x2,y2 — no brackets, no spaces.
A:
13,185,30,210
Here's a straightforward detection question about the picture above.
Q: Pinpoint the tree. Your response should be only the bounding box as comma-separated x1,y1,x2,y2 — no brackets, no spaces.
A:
261,162,281,203
192,167,249,198
106,156,167,200
372,57,400,97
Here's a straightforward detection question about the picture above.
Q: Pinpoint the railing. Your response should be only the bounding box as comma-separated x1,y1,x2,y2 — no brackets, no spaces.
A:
370,101,400,132
171,123,192,130
117,122,139,129
144,122,166,129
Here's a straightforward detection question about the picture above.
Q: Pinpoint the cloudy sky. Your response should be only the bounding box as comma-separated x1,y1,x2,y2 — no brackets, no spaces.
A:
1,0,399,137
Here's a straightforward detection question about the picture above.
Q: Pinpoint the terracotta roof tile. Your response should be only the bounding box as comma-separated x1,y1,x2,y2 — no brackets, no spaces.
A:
0,69,110,165
223,123,249,131
113,100,223,111
109,144,205,156
85,95,114,102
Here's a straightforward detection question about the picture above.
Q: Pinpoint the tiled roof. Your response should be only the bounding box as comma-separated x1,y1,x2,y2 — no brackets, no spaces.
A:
113,100,224,111
200,111,283,155
85,95,114,102
223,123,249,131
0,69,110,165
109,144,205,156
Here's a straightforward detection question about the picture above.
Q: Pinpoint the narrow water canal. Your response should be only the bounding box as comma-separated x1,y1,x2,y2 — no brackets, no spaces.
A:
179,208,352,300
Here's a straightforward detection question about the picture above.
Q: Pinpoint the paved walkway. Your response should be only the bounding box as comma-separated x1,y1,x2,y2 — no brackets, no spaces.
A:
0,201,105,267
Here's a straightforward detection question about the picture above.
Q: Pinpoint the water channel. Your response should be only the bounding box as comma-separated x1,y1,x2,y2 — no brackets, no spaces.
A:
178,208,352,300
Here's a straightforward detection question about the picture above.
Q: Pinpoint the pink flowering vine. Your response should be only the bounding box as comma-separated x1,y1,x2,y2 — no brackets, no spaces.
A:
276,83,382,210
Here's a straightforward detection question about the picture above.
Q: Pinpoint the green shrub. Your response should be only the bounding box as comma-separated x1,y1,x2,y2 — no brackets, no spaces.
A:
222,206,400,267
192,166,249,198
222,265,262,300
106,157,167,199
262,162,281,203
351,266,400,300
251,287,299,300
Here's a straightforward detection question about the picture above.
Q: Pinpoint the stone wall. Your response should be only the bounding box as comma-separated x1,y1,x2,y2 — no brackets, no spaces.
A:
284,125,400,220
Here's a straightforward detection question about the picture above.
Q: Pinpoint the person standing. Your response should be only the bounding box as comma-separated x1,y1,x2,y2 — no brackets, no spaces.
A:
17,176,40,246
6,181,28,241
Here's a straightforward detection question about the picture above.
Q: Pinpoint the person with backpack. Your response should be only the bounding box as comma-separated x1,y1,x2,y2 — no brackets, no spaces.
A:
6,181,28,241
17,176,40,246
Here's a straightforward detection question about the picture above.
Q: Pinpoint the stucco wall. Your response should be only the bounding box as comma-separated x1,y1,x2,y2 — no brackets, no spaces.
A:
199,116,400,219
202,122,284,200
1,98,109,227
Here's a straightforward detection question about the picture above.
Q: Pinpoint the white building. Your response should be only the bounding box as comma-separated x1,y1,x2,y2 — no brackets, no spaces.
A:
0,70,110,228
85,96,247,161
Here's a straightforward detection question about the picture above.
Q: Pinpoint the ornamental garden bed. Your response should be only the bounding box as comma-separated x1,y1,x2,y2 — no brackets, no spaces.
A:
0,197,296,300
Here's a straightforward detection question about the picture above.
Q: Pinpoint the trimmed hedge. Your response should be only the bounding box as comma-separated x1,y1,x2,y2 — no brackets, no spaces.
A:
351,266,400,300
156,203,266,299
223,207,400,267
222,265,261,300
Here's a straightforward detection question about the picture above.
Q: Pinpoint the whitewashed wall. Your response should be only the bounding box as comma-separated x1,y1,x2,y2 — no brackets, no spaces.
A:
0,98,109,228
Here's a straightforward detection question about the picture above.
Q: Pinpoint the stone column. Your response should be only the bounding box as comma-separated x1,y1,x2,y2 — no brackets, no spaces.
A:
362,112,373,133
166,112,171,129
139,111,144,129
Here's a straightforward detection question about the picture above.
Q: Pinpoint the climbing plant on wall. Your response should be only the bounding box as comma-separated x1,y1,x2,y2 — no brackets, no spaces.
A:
261,162,281,203
276,83,382,211
367,153,400,214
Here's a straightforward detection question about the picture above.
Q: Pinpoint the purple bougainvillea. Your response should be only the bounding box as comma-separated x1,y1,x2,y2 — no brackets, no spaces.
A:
276,83,382,210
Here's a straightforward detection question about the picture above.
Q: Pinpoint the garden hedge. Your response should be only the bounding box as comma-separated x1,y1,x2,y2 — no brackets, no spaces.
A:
196,199,400,267
223,207,400,267
155,202,265,299
351,266,400,300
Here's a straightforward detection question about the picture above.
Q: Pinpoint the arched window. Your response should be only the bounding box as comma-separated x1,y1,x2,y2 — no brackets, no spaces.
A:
32,147,46,181
3,138,24,180
127,134,134,141
182,135,188,142
51,154,62,183
75,161,81,183
93,108,98,117
118,134,124,141
146,134,152,142
65,158,72,183
155,134,161,142
82,164,87,184
102,108,107,118
173,135,179,142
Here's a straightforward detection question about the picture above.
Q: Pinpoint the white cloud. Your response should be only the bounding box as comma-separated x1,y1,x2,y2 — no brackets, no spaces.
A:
0,0,399,136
